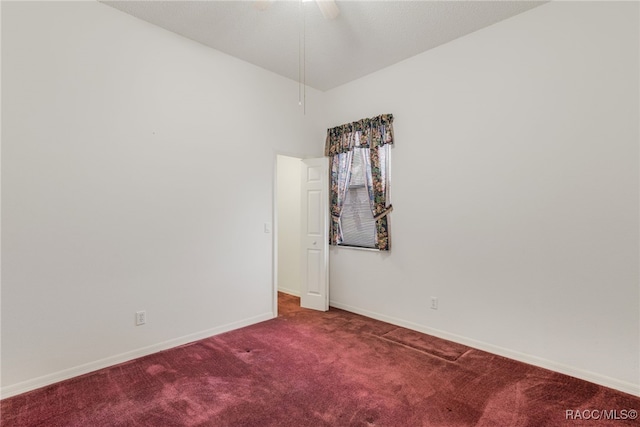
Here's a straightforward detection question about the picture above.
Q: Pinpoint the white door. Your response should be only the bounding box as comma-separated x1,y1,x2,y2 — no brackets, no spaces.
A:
300,157,329,311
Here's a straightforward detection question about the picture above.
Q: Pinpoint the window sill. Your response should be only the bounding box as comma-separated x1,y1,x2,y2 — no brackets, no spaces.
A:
334,245,380,252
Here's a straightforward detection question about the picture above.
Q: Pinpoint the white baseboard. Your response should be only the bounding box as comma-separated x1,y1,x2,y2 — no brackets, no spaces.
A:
329,300,640,397
0,312,273,399
277,287,300,297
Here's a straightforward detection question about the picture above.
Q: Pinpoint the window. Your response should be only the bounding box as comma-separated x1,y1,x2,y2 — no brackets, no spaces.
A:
325,114,394,251
339,147,388,249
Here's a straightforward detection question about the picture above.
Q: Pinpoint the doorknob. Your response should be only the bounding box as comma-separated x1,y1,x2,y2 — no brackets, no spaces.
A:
313,241,317,245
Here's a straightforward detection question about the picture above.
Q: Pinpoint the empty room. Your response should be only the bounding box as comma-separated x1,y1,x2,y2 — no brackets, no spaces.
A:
1,0,639,425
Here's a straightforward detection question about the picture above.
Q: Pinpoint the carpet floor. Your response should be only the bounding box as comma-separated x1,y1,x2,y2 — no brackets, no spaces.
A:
2,292,639,426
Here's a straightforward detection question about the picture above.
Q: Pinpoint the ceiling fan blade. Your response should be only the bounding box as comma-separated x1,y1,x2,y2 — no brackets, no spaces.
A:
253,0,274,12
316,0,340,20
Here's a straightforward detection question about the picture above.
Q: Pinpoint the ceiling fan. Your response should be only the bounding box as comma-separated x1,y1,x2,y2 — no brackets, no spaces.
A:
253,0,340,20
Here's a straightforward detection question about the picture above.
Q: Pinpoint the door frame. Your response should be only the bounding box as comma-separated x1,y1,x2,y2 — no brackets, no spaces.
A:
272,151,330,315
272,151,307,317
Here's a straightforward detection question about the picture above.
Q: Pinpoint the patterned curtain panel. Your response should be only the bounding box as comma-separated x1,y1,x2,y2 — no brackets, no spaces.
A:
325,114,394,250
362,145,392,250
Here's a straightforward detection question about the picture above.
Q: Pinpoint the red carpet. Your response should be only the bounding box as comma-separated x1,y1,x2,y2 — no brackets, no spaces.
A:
2,292,639,426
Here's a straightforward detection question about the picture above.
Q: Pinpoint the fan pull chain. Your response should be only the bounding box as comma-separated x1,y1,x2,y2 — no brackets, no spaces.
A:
298,0,301,107
298,0,306,115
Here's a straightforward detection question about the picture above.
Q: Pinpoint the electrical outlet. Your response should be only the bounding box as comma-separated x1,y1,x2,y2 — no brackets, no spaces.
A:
136,311,146,326
430,297,438,310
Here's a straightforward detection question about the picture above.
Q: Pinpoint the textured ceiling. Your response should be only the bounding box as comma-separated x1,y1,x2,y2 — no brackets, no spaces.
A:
102,1,547,91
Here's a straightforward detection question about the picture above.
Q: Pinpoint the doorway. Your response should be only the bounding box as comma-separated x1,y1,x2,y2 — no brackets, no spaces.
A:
275,154,303,301
274,154,329,315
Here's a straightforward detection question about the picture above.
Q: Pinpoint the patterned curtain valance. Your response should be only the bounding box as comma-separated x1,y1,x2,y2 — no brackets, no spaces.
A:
324,114,394,157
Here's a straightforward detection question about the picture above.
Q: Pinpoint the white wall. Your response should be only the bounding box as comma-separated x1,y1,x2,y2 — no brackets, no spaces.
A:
276,155,302,296
1,1,324,395
325,1,639,394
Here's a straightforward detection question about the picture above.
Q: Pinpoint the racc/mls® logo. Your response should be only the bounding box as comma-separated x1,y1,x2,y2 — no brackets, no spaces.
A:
565,409,638,421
